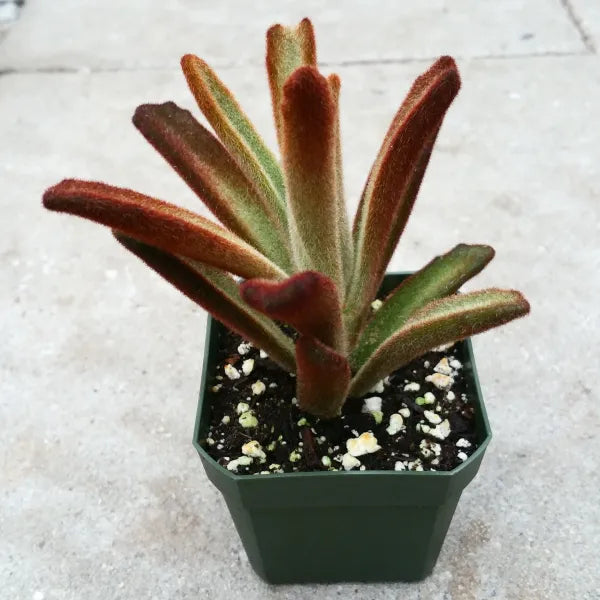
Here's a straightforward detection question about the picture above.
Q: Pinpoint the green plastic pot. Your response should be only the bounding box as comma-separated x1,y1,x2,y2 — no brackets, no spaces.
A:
193,273,492,584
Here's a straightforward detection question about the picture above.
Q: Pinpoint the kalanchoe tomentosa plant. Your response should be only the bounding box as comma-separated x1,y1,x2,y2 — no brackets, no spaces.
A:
43,18,530,419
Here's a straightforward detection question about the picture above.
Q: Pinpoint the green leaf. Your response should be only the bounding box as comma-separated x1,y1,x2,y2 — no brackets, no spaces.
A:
349,288,530,397
43,179,287,281
133,102,292,272
114,233,296,372
181,54,287,224
295,335,351,419
266,17,316,150
240,271,345,352
346,57,461,340
281,66,344,289
350,244,495,369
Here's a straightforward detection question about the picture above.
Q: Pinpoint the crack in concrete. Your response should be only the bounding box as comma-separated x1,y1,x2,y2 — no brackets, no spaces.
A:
319,50,592,66
0,49,594,78
560,0,596,53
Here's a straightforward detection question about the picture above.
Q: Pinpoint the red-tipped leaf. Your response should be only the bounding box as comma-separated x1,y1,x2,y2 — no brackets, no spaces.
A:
349,288,530,397
281,66,344,288
266,17,317,149
114,233,295,372
296,335,351,419
132,102,292,271
240,271,345,352
181,55,287,224
43,179,286,281
346,57,461,339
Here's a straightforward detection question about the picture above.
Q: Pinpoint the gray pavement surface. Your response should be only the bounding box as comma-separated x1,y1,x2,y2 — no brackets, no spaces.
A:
1,2,599,599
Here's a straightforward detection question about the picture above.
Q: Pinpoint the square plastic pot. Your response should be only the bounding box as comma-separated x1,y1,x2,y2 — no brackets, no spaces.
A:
193,273,492,584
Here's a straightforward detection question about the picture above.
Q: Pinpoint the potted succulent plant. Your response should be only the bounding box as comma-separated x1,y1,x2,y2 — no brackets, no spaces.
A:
43,18,529,583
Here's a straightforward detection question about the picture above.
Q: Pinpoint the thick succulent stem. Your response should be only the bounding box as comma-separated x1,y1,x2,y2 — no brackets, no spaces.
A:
295,335,351,419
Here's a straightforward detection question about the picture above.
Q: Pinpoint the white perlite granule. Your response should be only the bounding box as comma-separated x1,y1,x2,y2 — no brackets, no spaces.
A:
403,382,420,392
241,440,266,460
371,299,383,311
424,410,442,425
429,419,451,440
425,372,454,390
433,357,453,376
238,412,258,428
236,402,249,414
362,396,382,413
342,453,361,471
224,364,240,380
346,432,381,457
227,456,253,472
420,439,441,458
386,413,404,436
251,380,266,395
237,342,252,355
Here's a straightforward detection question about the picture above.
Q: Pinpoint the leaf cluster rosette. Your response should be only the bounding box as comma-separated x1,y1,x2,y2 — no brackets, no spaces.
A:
43,18,530,419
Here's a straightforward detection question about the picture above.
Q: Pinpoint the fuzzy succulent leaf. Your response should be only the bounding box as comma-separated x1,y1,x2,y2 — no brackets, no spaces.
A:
349,289,530,397
346,56,461,339
266,17,317,149
114,233,296,372
132,101,292,271
328,73,353,282
281,65,344,289
181,54,287,225
43,179,286,281
350,244,495,369
295,335,351,419
240,271,345,352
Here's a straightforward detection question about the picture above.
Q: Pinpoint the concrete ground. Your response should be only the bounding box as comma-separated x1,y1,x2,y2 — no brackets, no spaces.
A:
1,1,599,598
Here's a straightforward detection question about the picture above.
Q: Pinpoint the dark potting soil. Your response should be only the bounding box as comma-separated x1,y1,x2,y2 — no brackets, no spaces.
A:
203,327,479,475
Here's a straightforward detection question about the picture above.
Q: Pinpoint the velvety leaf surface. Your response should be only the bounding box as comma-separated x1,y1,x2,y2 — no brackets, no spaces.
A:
379,123,442,279
346,57,461,338
240,271,345,352
43,179,286,281
328,72,353,282
181,54,287,224
350,244,495,369
114,233,296,372
281,66,344,289
349,288,530,396
295,335,351,419
133,102,292,271
266,17,316,149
